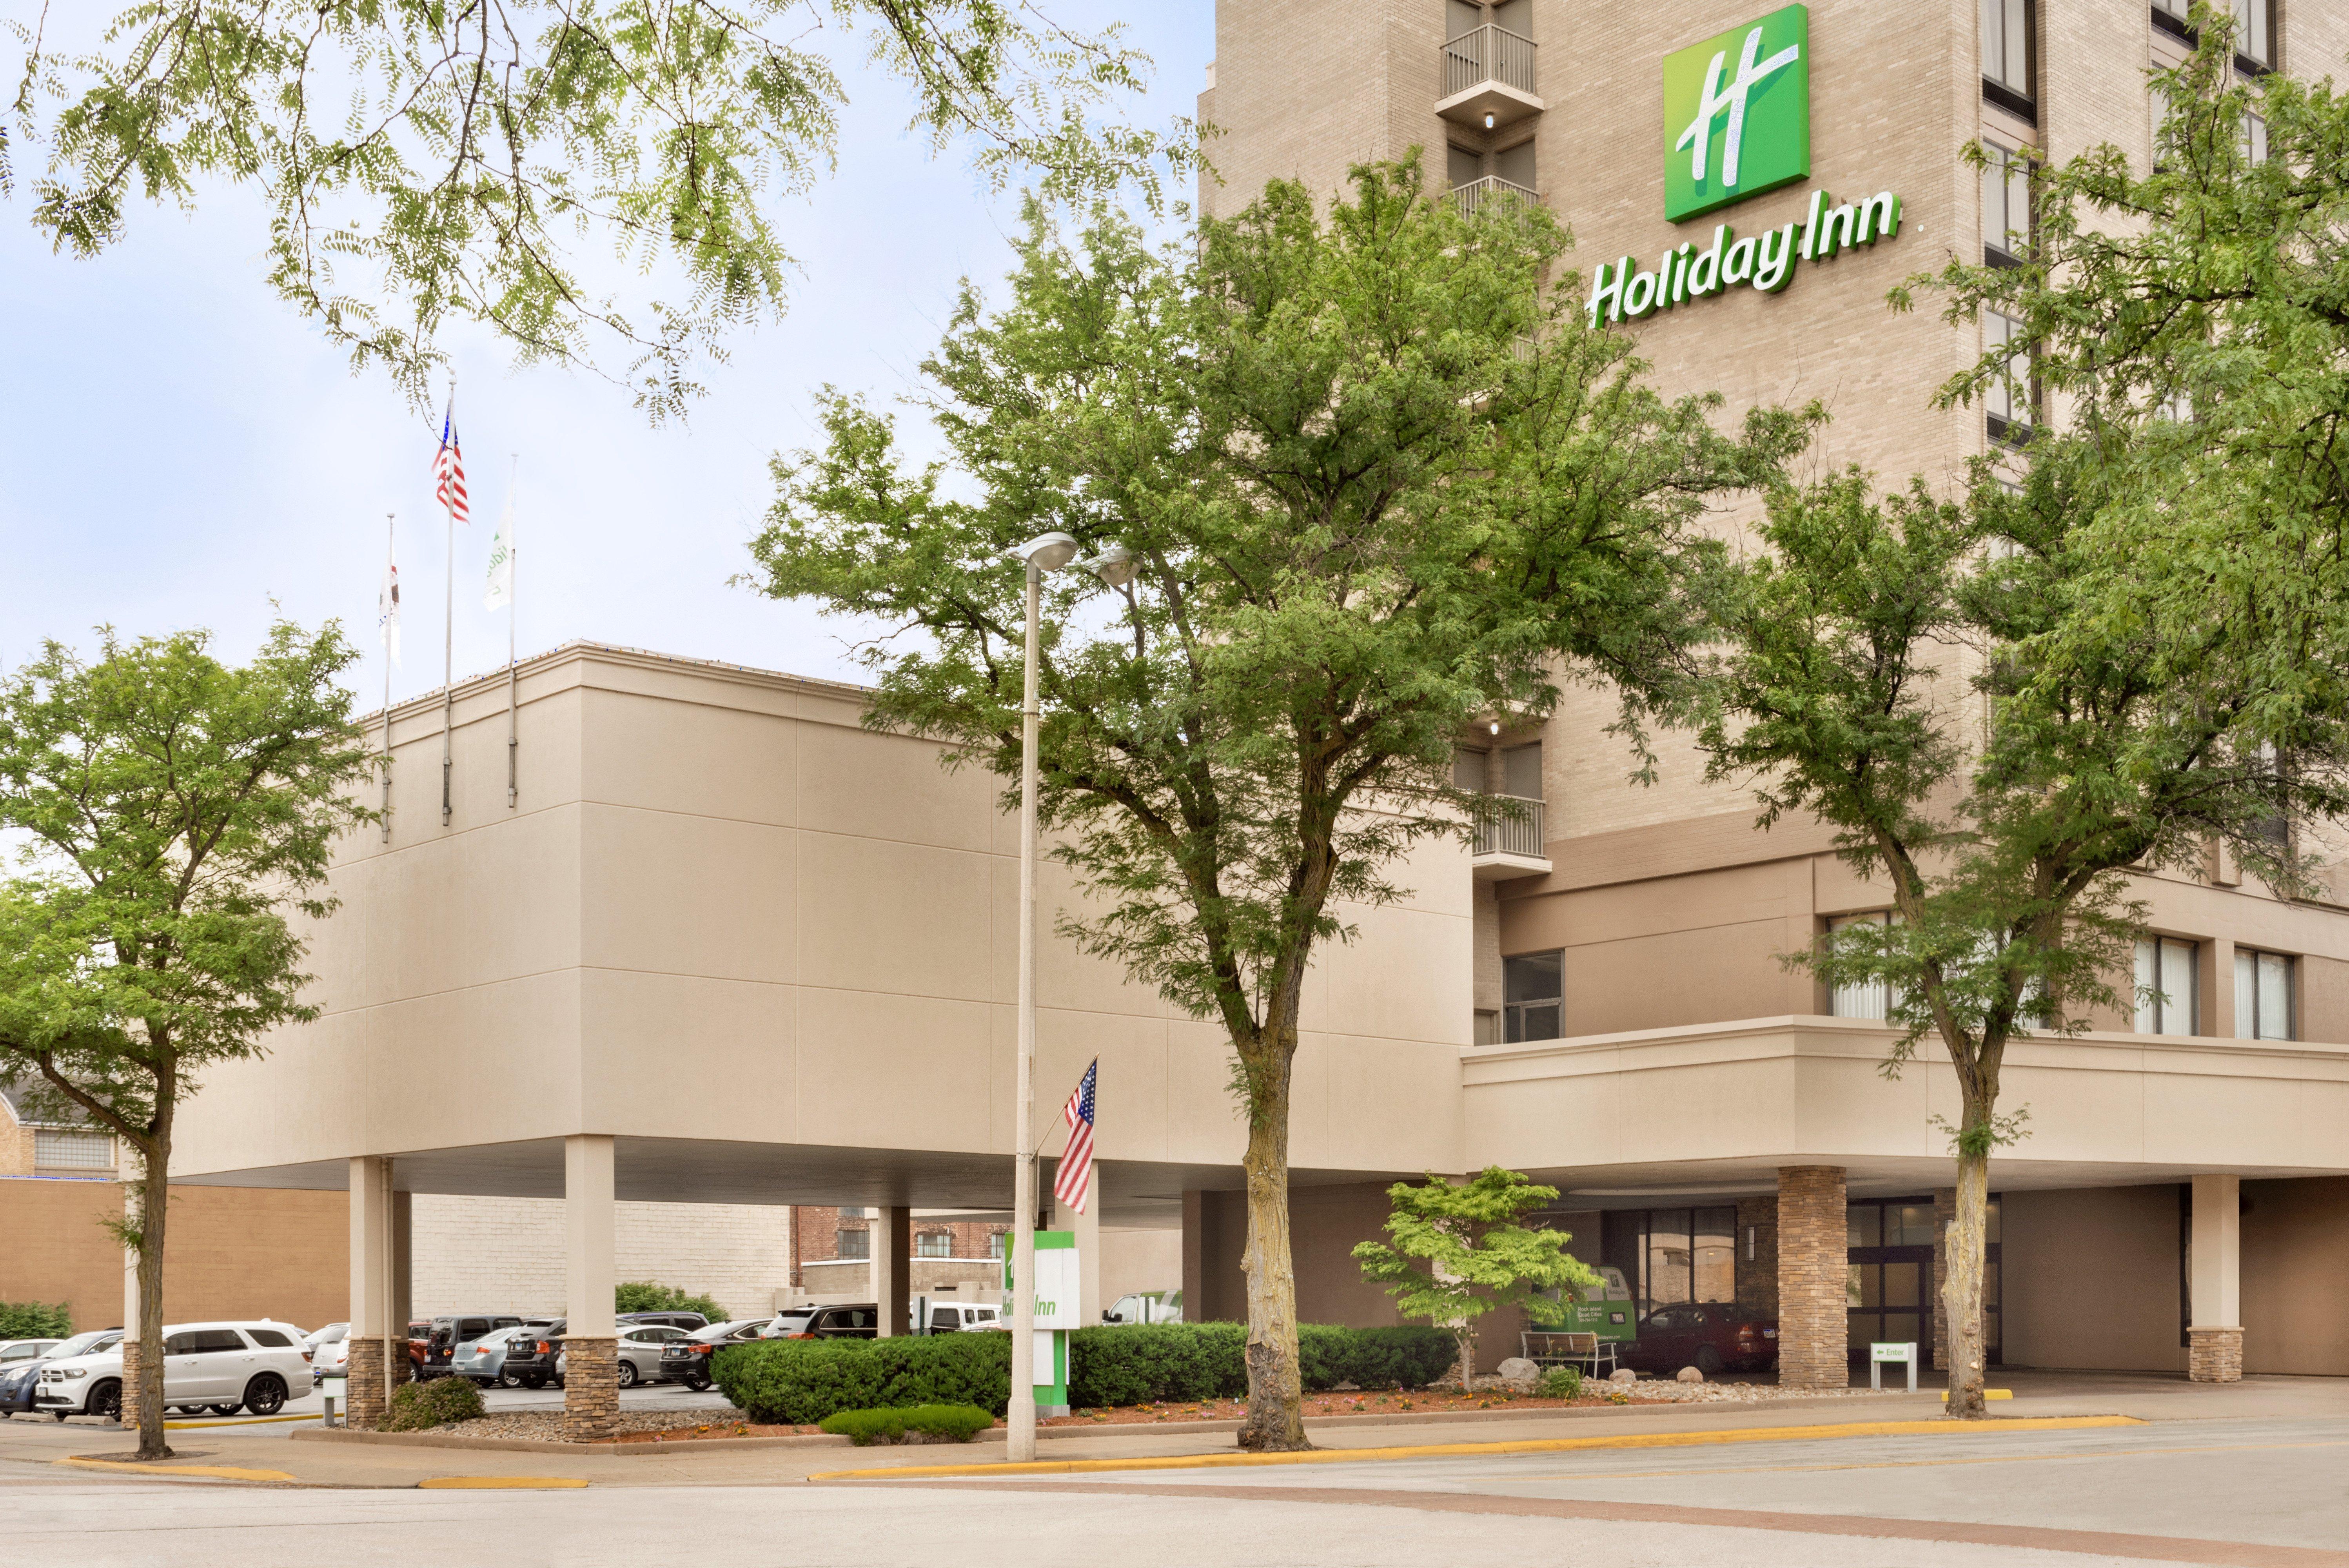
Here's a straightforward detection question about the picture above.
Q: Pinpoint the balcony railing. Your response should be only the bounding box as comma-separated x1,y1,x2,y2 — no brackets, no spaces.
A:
1449,174,1538,221
1473,793,1545,859
1443,25,1536,100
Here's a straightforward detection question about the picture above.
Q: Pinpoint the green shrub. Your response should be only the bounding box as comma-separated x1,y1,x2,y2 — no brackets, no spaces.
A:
1538,1365,1582,1400
0,1301,71,1340
818,1404,994,1445
715,1333,1011,1425
615,1281,727,1323
381,1375,485,1432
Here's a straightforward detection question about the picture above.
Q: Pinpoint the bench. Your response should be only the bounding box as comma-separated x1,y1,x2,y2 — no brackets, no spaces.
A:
1521,1330,1617,1378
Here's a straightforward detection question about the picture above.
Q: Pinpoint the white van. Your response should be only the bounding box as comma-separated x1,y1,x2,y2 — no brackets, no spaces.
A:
36,1321,313,1421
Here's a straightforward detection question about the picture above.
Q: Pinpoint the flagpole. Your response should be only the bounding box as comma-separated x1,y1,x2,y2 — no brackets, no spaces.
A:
382,512,395,844
441,384,456,828
506,454,518,809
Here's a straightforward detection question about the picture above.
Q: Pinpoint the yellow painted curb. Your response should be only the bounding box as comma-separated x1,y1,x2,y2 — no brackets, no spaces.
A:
59,1458,295,1483
1939,1390,2014,1401
164,1413,319,1429
809,1414,2146,1482
417,1476,590,1490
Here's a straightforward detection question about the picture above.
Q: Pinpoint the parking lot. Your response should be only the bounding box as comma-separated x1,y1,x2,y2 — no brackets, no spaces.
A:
8,1377,743,1440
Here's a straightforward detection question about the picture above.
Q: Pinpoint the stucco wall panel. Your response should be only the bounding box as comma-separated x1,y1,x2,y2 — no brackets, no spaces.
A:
798,721,992,852
580,804,797,985
2242,1176,2349,1376
794,988,994,1153
579,687,796,827
577,971,797,1143
1561,919,1797,1036
796,832,991,1000
2000,1185,2185,1373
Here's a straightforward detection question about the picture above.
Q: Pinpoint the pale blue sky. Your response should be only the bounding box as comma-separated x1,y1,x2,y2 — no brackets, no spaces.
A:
0,6,1213,706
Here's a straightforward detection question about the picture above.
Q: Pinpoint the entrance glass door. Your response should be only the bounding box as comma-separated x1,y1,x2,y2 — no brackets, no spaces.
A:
1845,1196,2002,1367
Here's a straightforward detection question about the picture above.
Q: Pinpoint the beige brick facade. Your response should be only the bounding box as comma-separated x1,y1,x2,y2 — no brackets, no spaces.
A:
409,1195,793,1322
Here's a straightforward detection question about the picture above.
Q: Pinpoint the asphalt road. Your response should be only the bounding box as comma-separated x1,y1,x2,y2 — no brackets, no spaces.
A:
6,1413,2344,1567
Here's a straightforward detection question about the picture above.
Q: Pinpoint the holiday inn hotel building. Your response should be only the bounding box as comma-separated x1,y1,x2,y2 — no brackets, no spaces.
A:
154,0,2349,1425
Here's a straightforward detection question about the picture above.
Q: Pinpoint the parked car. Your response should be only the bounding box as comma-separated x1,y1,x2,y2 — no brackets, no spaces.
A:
0,1329,118,1419
448,1324,537,1388
617,1310,709,1333
1615,1301,1779,1376
303,1323,347,1353
924,1303,1001,1334
0,1338,63,1366
418,1313,526,1382
36,1321,311,1420
763,1304,880,1343
657,1319,775,1391
1103,1290,1183,1325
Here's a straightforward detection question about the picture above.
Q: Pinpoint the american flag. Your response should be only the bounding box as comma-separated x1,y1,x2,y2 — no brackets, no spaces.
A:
434,413,469,526
1053,1059,1098,1214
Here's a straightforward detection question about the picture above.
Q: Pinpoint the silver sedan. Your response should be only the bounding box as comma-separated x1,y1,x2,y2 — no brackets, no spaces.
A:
556,1325,692,1389
450,1325,539,1388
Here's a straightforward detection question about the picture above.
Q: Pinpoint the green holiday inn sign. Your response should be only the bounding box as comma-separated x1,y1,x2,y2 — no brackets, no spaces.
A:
1587,4,1904,328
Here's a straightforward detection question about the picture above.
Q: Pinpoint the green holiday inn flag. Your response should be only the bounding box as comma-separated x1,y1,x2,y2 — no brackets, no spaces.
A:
1663,4,1810,222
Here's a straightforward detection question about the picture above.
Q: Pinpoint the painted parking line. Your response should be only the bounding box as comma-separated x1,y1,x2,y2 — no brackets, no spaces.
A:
163,1413,319,1429
810,1414,2147,1481
58,1458,296,1483
416,1476,590,1489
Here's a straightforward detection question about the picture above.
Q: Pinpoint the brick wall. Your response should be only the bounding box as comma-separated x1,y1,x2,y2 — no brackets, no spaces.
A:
1776,1167,1848,1390
410,1195,793,1321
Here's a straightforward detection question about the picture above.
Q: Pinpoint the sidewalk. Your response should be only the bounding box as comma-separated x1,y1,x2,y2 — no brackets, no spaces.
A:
5,1369,2341,1491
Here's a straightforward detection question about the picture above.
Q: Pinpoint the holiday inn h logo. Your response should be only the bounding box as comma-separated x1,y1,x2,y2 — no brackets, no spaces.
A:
1664,4,1810,222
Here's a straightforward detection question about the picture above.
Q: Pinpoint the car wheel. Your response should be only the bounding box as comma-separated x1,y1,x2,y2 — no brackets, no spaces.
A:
684,1374,712,1393
616,1361,639,1390
499,1373,523,1389
206,1403,243,1417
1695,1345,1725,1376
244,1374,287,1416
523,1375,546,1390
51,1410,67,1422
172,1406,203,1416
90,1381,121,1422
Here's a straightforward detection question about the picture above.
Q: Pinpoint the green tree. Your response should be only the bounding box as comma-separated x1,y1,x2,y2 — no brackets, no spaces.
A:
747,158,1810,1448
0,624,375,1458
1351,1167,1597,1383
616,1281,727,1322
1697,452,2349,1417
6,2,1186,416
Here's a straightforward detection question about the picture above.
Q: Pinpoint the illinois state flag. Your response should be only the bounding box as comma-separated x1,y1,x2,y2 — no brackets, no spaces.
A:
484,493,515,611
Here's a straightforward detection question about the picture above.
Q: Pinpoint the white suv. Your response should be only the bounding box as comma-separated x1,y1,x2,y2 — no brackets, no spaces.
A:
36,1321,313,1421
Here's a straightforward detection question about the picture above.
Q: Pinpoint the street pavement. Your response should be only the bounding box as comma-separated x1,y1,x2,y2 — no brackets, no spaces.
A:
3,1370,2344,1566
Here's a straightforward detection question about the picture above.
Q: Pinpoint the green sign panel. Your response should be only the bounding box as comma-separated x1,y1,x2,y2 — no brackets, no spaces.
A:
1663,4,1810,222
1528,1266,1638,1342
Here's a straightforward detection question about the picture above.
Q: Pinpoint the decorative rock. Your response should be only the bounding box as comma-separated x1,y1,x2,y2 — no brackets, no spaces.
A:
1609,1368,1637,1384
1495,1357,1539,1381
1676,1365,1706,1383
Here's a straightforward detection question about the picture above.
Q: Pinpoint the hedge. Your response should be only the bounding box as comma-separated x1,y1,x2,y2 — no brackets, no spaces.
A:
382,1375,485,1431
0,1301,71,1340
818,1405,995,1446
713,1323,1457,1426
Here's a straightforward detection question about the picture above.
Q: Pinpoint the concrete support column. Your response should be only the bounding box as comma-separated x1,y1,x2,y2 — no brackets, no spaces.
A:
1776,1166,1848,1391
392,1190,413,1336
2188,1173,2244,1383
347,1155,399,1428
2206,938,2237,1038
1053,1187,1102,1328
1180,1191,1205,1321
873,1206,911,1337
562,1134,618,1440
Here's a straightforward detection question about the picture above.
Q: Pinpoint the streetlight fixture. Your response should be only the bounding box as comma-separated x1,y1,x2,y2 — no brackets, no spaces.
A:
1003,529,1080,1463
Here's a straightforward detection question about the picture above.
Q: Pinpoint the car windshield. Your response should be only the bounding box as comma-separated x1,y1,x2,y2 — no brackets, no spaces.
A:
52,1331,118,1359
769,1312,815,1334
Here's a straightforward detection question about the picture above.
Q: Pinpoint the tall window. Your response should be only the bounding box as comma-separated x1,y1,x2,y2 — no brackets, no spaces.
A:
1453,746,1487,790
987,1230,1006,1260
835,1227,871,1260
2240,111,2269,165
1446,143,1484,192
1631,1206,1736,1316
2235,949,2293,1040
1828,912,1897,1020
1503,949,1562,1042
2135,937,2199,1035
1494,138,1536,194
1981,143,2029,265
1501,742,1542,799
2234,0,2273,70
916,1231,953,1259
1981,0,2034,117
1984,311,2034,443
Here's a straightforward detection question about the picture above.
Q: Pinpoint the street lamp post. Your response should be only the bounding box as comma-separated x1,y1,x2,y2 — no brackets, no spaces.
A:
1004,534,1134,1464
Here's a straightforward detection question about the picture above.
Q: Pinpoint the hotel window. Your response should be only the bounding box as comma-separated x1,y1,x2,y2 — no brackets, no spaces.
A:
2240,111,2268,165
1454,746,1488,790
916,1231,953,1259
2135,937,2199,1035
836,1227,871,1260
1503,949,1562,1042
1981,143,2030,266
1494,136,1537,195
1446,142,1484,192
1984,311,2034,445
988,1230,1006,1260
1828,912,1897,1020
1501,742,1542,799
1628,1207,1737,1316
2233,0,2273,71
2235,949,2293,1040
1981,0,2034,120
33,1129,114,1171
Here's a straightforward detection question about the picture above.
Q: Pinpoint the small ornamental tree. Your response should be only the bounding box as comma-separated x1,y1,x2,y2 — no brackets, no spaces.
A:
748,159,1810,1448
616,1281,727,1322
0,623,374,1459
1352,1167,1598,1385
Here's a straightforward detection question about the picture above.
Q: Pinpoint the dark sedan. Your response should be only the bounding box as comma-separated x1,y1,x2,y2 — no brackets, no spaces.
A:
657,1320,772,1392
501,1321,565,1389
1616,1301,1779,1376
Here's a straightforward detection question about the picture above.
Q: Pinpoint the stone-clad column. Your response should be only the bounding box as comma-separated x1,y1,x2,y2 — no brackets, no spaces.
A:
347,1155,399,1428
2188,1173,2244,1383
873,1206,911,1337
562,1134,619,1440
1776,1167,1848,1391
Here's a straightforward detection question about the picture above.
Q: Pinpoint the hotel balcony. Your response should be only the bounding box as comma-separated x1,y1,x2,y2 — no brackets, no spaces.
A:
1449,174,1539,222
1472,793,1550,882
1438,25,1543,132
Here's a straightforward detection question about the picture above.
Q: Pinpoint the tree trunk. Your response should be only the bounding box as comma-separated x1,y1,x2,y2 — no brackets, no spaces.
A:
1236,1040,1308,1452
132,1140,171,1459
1940,1142,1991,1420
